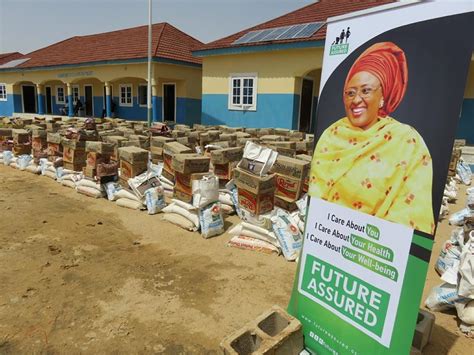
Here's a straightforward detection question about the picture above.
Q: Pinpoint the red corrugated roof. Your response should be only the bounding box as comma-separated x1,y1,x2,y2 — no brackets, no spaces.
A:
13,23,202,69
198,0,396,52
0,52,24,65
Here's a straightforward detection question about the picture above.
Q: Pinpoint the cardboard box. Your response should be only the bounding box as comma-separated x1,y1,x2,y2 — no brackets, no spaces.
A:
63,161,84,172
173,187,193,204
238,188,274,215
295,141,313,153
85,141,114,154
63,147,86,163
13,143,32,155
47,142,62,157
266,141,296,149
220,133,237,142
119,160,147,179
161,167,175,183
87,152,110,168
171,130,186,138
32,137,47,151
96,161,118,178
163,142,193,172
234,168,275,194
174,172,209,194
213,161,237,180
274,195,298,212
172,154,210,174
163,141,193,156
12,129,30,144
118,146,148,164
259,134,282,142
271,155,309,180
31,129,47,139
0,128,13,137
83,166,97,179
275,174,304,202
210,147,243,164
295,154,312,163
151,136,175,148
62,138,86,149
46,132,62,144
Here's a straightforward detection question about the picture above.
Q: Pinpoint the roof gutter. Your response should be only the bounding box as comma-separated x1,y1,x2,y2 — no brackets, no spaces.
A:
193,39,325,57
0,56,202,73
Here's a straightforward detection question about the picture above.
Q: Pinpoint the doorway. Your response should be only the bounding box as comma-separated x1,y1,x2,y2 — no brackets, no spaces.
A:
45,86,53,114
299,78,314,133
84,85,93,116
163,83,176,122
22,85,37,113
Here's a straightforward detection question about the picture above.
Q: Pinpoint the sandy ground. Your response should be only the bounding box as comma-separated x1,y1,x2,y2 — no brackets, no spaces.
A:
0,164,471,354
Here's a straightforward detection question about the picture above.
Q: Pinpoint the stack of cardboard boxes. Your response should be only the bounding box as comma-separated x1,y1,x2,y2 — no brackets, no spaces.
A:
46,133,63,162
210,147,243,185
117,146,148,188
270,156,310,212
62,138,86,171
31,128,48,163
234,168,275,215
12,129,31,156
104,136,128,162
84,141,116,180
0,128,12,152
172,153,210,203
150,136,175,164
162,141,193,183
448,141,464,177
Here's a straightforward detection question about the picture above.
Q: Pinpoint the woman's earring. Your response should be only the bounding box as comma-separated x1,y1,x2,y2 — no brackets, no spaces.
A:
379,99,384,108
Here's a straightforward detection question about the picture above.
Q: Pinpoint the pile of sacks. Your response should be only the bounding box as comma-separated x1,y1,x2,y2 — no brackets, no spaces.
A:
426,174,474,335
162,174,225,238
226,142,305,261
426,225,474,334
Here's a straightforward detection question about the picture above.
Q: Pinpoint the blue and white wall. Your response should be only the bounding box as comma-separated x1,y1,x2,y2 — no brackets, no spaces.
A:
200,47,323,129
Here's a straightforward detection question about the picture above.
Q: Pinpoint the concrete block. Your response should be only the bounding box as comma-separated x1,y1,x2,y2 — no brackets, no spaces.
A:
221,305,303,355
412,309,435,353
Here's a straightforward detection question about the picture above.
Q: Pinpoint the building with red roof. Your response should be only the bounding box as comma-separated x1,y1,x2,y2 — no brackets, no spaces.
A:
0,23,203,123
193,0,398,131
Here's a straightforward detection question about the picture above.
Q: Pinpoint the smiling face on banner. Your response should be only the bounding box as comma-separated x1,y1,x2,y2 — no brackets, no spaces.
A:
343,71,384,130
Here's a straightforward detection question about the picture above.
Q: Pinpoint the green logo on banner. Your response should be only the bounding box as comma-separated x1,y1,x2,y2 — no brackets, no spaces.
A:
301,255,390,337
330,43,349,55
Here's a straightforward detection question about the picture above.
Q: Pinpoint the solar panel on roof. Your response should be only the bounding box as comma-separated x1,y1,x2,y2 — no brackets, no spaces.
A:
233,31,261,45
232,22,324,45
292,22,325,39
260,26,292,41
276,24,307,40
248,28,279,42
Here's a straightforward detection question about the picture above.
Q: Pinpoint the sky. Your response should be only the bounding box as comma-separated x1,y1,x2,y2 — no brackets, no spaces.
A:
0,0,314,54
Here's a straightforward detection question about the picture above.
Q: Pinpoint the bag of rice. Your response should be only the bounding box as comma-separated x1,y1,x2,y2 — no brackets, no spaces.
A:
199,202,224,238
2,151,13,166
162,201,199,229
192,174,219,208
145,186,166,215
162,212,196,231
271,208,303,261
77,185,103,198
17,154,32,170
116,198,143,210
115,189,141,202
425,283,463,311
104,182,122,201
227,235,280,255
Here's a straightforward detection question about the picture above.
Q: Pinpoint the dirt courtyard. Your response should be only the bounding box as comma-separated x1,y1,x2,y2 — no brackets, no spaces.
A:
0,164,471,354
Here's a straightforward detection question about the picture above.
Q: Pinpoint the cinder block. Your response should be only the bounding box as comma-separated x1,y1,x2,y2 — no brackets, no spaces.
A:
221,305,303,355
412,309,435,353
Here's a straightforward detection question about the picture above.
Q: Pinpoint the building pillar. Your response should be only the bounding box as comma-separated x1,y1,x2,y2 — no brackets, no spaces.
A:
66,83,74,117
152,79,159,122
105,82,112,118
36,84,45,115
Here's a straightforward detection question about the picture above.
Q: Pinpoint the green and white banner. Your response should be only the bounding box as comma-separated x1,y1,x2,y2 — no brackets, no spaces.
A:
289,1,474,354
